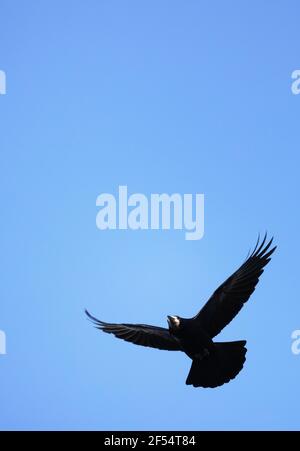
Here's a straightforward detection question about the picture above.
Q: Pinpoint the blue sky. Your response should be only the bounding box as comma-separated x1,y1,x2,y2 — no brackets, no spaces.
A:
0,1,300,430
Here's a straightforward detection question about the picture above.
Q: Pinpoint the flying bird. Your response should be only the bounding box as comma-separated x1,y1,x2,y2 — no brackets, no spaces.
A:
86,234,276,388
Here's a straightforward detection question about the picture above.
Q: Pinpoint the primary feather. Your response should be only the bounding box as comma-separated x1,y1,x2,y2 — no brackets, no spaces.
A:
85,310,181,351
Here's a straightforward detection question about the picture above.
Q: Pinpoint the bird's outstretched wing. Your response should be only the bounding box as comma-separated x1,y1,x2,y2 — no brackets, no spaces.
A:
194,234,276,338
85,310,181,351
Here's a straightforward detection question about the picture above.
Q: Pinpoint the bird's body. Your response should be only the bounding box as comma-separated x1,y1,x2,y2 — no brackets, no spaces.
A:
86,234,276,388
168,317,214,360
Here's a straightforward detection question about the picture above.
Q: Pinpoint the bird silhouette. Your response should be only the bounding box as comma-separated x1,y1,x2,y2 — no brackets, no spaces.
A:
86,234,276,388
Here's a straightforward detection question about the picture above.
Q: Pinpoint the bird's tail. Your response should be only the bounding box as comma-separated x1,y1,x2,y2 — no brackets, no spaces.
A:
186,341,247,388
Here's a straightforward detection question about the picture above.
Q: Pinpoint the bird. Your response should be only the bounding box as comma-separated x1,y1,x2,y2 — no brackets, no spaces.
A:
86,234,276,388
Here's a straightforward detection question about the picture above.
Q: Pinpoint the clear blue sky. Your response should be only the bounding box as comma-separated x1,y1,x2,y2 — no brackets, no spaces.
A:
0,1,299,430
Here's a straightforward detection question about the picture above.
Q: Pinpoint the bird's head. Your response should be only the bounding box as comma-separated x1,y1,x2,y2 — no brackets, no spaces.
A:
167,315,182,335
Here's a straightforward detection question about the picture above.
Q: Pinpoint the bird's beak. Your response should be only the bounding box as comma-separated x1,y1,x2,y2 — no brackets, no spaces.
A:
167,316,177,327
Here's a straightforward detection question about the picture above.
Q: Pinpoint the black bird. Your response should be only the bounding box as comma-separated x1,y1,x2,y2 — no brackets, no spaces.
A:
86,234,276,388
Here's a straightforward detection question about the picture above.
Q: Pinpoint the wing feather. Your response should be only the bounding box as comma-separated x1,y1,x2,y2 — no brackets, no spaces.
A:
195,234,276,338
85,310,181,351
